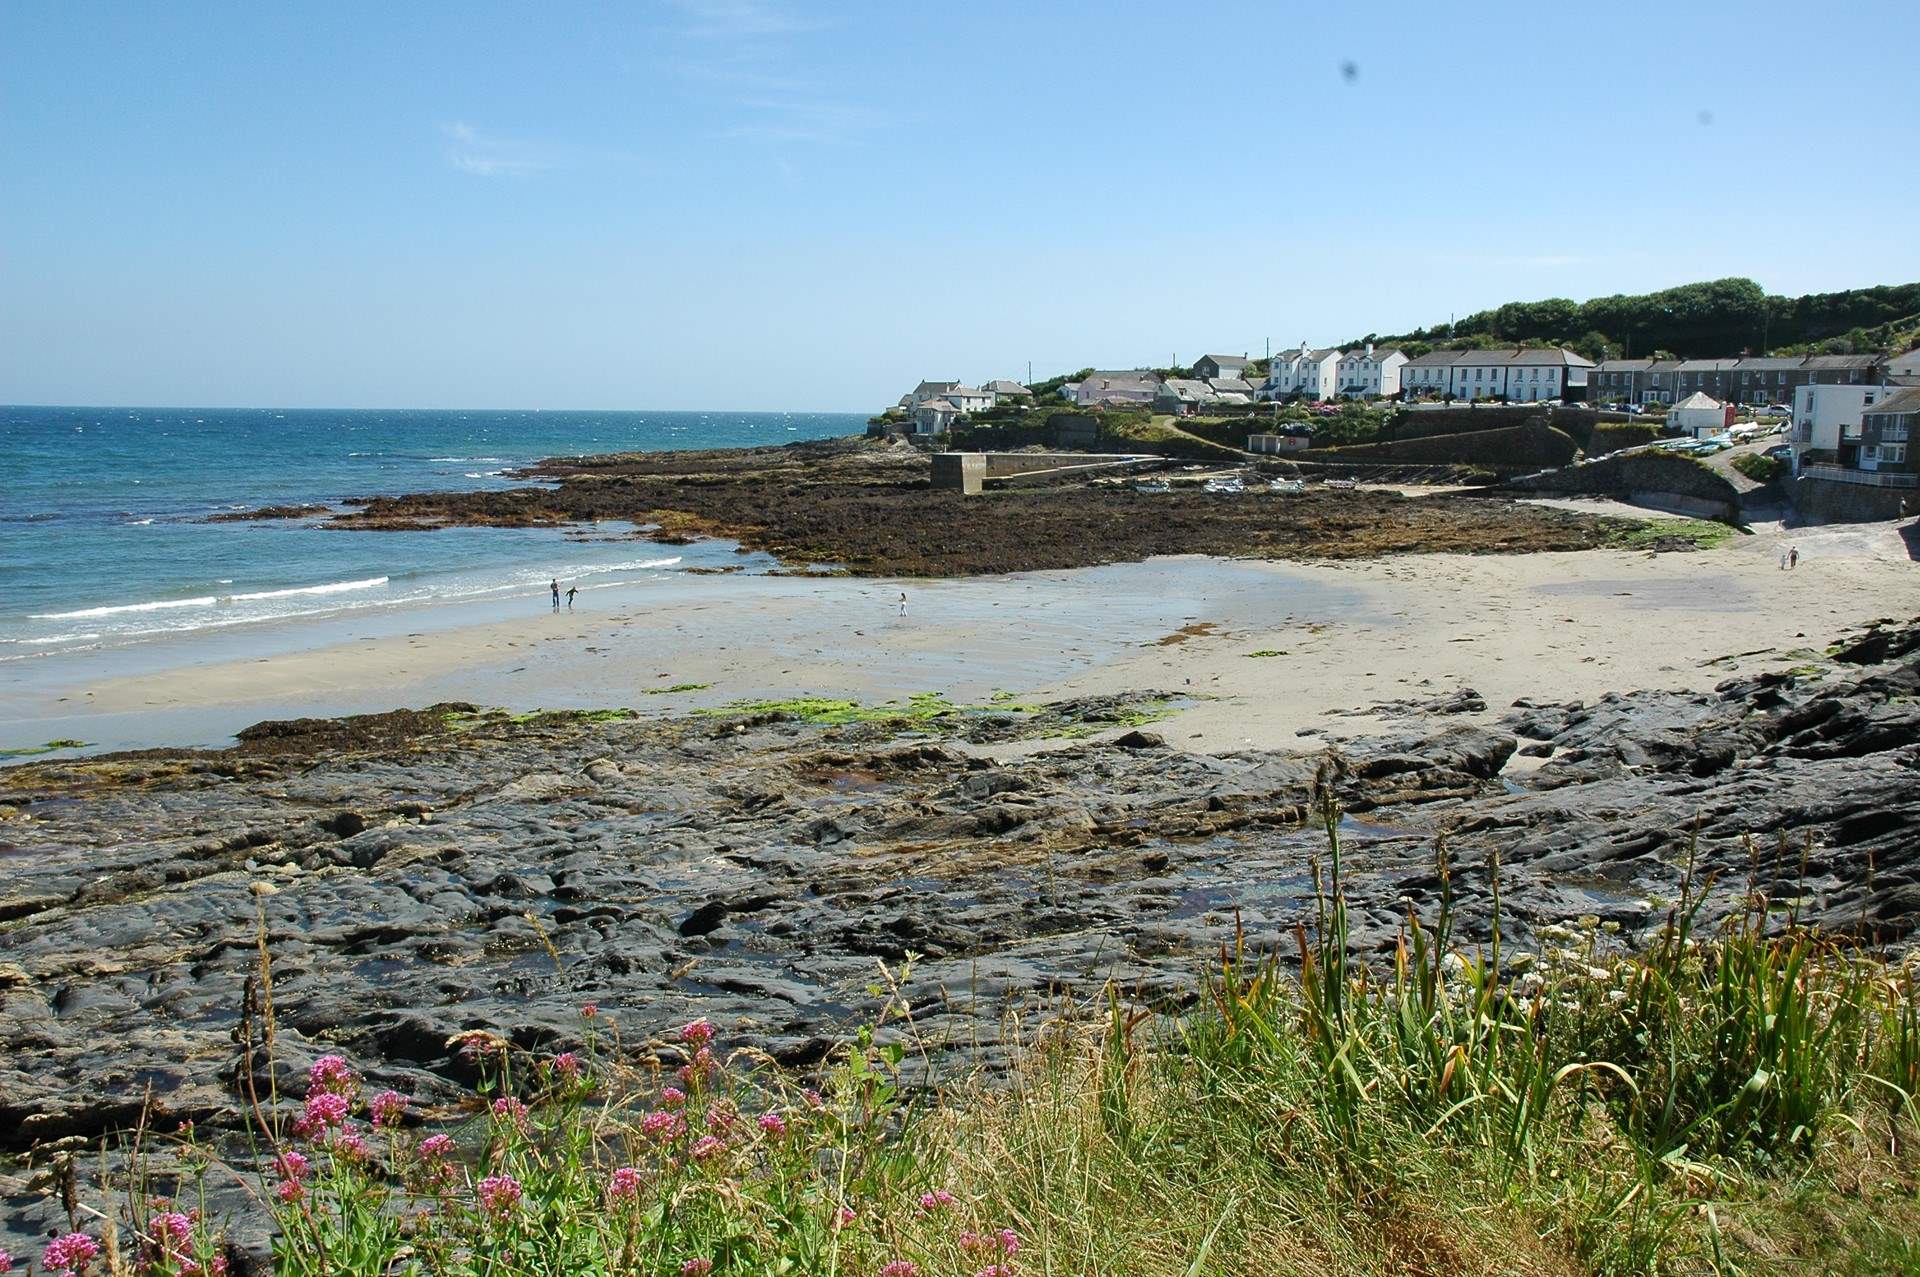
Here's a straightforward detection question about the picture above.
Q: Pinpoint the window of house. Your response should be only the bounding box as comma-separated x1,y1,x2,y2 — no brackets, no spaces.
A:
1885,444,1907,463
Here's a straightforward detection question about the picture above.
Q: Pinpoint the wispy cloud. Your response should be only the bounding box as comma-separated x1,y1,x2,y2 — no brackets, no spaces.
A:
442,123,560,179
650,0,883,148
666,0,828,38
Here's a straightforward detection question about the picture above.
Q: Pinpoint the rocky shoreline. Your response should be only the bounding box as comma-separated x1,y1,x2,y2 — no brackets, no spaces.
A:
3,617,1916,1207
263,436,1701,576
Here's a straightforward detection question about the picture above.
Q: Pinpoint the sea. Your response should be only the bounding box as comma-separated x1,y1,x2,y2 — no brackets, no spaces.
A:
0,406,863,662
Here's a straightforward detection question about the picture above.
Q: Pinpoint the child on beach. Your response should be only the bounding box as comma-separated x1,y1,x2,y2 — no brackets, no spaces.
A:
898,591,908,618
566,585,577,608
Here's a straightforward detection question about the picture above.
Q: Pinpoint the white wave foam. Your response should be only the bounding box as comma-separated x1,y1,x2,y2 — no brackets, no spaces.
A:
226,576,388,603
32,595,219,620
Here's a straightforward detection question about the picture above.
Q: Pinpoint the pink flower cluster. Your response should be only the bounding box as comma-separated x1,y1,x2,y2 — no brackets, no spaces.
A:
0,1249,14,1273
476,1173,523,1217
959,1229,1021,1257
880,1263,919,1277
679,1019,714,1047
491,1095,530,1130
149,1210,194,1247
607,1166,643,1201
690,1134,726,1162
308,1054,356,1094
918,1189,955,1212
660,1085,687,1108
418,1133,454,1159
292,1089,350,1138
757,1111,787,1137
549,1051,582,1079
369,1089,408,1129
642,1109,687,1141
42,1232,101,1274
679,1260,713,1277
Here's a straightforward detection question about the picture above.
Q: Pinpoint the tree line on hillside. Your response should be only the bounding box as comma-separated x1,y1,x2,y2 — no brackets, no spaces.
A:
1360,278,1920,361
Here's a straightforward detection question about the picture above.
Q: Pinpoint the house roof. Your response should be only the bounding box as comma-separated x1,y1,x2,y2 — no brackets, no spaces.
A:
1083,371,1162,390
1676,359,1739,372
1508,348,1594,367
1214,392,1253,405
1734,357,1806,371
1598,359,1655,372
984,379,1032,394
1404,350,1463,368
918,398,959,413
1198,354,1251,370
947,385,989,397
1208,377,1255,394
913,380,958,395
1673,391,1725,410
1863,387,1920,416
1159,378,1215,401
1800,354,1886,370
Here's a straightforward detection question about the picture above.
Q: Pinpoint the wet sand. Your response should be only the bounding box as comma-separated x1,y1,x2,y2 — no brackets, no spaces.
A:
5,512,1914,758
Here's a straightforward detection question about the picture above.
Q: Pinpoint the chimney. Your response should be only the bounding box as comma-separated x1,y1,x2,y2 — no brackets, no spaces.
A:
1365,341,1374,358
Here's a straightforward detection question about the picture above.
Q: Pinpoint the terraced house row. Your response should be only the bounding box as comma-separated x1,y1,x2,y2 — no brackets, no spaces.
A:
1590,352,1901,408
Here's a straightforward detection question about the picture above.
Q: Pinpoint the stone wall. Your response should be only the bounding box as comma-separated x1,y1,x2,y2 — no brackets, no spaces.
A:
1311,421,1580,472
1508,451,1742,521
1790,476,1919,524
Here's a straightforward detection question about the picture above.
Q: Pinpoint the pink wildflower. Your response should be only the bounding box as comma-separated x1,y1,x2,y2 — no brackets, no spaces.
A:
690,1134,725,1161
42,1233,101,1273
276,1180,305,1205
918,1189,955,1212
659,1085,687,1108
307,1054,355,1094
971,1267,1015,1277
677,1046,717,1085
369,1089,408,1128
581,1002,599,1018
550,1051,582,1078
302,1090,350,1130
0,1251,14,1273
148,1211,194,1247
418,1133,454,1158
330,1129,370,1161
679,1019,714,1047
491,1096,530,1128
476,1173,523,1217
679,1261,713,1277
880,1264,919,1277
996,1228,1022,1255
275,1149,311,1182
641,1109,686,1141
958,1232,988,1252
706,1104,736,1132
607,1166,643,1201
803,1088,825,1109
833,1206,856,1229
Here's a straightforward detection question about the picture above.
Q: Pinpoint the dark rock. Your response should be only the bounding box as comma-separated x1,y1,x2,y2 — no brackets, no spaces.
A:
679,901,730,936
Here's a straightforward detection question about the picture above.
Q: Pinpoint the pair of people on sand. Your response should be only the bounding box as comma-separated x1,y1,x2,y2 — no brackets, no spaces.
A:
1778,546,1800,571
549,578,576,608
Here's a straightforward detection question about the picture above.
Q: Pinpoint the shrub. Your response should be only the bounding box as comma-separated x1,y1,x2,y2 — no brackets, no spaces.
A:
1733,452,1787,483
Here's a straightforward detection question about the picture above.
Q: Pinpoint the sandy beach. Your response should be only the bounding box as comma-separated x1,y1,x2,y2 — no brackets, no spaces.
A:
7,502,1916,757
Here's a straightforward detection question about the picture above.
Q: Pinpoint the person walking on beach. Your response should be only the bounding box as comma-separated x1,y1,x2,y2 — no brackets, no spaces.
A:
898,591,908,619
1788,545,1799,570
565,585,577,608
550,578,560,608
1780,551,1789,571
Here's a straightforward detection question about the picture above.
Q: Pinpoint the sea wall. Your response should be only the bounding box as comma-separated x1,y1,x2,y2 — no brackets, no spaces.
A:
1508,451,1742,521
1310,421,1580,471
1790,476,1919,524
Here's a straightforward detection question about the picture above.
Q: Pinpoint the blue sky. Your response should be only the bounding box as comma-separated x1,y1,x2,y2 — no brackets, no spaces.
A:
3,0,1916,411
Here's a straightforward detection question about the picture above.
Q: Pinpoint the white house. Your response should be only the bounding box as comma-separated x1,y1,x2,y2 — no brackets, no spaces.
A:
911,399,962,436
1444,348,1593,402
1334,343,1407,398
984,379,1033,405
1791,383,1903,475
1667,391,1732,437
1059,382,1082,402
944,385,993,413
1263,343,1342,400
1889,348,1920,379
1400,350,1457,398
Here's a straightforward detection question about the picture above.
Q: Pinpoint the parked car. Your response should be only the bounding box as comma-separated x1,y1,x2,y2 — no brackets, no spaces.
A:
1757,404,1791,416
1763,444,1793,461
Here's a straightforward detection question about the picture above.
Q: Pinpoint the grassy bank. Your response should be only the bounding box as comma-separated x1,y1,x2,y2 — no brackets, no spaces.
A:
26,813,1920,1277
